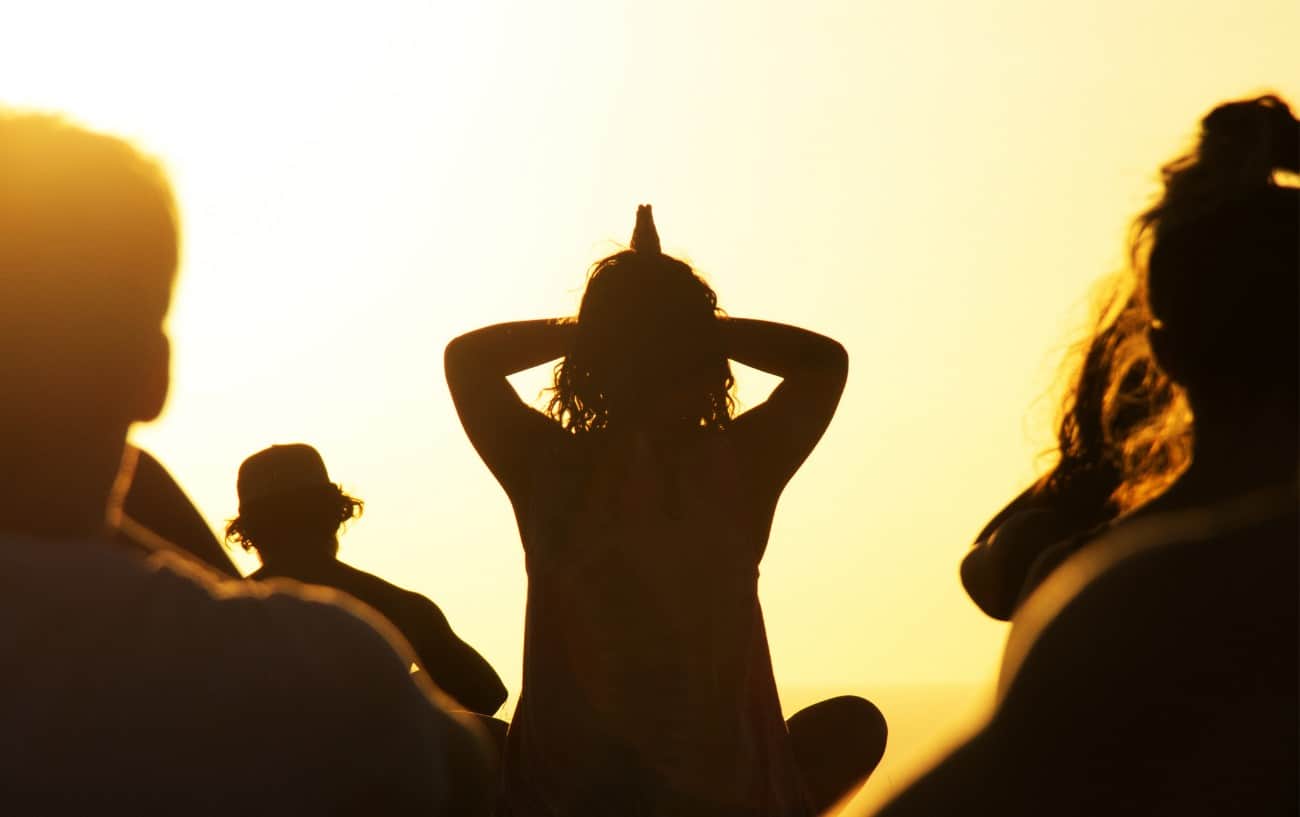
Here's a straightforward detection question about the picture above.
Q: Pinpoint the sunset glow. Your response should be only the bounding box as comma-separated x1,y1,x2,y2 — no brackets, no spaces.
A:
5,0,1295,709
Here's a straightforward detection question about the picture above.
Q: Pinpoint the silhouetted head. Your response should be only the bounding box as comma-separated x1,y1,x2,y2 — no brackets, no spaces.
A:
225,444,363,566
1138,95,1299,423
1,112,177,446
548,205,734,433
0,112,178,537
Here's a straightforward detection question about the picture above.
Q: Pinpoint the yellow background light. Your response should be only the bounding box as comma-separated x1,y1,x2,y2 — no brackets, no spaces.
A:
4,1,1295,701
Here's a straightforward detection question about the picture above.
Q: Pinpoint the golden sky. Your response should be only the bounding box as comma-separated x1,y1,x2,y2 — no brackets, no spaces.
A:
4,0,1296,691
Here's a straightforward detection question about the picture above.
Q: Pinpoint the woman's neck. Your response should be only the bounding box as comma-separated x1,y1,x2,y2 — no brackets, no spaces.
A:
604,416,705,437
258,541,339,573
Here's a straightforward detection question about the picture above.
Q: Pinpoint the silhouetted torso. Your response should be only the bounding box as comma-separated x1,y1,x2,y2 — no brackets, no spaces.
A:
504,430,809,817
251,559,506,715
0,532,476,814
878,496,1298,816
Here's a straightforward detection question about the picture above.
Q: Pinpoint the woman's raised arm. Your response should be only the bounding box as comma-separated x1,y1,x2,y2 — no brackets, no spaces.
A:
444,320,573,498
725,318,849,491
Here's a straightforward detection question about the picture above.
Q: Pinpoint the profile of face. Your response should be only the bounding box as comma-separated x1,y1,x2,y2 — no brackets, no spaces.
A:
0,114,178,434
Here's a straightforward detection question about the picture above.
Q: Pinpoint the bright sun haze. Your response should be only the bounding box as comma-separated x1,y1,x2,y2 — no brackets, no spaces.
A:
4,0,1295,706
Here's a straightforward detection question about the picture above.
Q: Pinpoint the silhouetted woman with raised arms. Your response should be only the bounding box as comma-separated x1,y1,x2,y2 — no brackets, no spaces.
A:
446,206,885,816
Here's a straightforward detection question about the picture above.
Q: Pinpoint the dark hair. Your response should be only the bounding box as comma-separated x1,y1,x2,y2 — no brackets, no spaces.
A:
1032,94,1298,513
1137,94,1299,401
1038,283,1191,514
225,485,364,556
546,249,735,433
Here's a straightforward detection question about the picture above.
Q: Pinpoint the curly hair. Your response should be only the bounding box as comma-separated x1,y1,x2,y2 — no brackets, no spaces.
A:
546,249,735,434
1040,280,1191,515
225,484,364,555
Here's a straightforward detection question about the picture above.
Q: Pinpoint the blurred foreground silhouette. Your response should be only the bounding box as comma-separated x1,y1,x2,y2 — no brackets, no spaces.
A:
0,111,492,814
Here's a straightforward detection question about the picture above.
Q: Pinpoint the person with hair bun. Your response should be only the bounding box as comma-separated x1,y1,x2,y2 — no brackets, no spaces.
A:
447,206,886,816
231,443,507,717
873,94,1298,817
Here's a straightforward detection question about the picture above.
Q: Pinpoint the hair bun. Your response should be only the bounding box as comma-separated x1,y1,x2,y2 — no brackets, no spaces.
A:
1200,95,1299,178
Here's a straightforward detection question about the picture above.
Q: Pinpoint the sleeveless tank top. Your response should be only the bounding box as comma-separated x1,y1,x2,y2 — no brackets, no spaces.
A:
500,432,811,817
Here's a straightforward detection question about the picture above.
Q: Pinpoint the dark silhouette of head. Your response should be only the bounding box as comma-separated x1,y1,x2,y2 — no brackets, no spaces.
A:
225,444,363,567
547,205,734,433
1138,95,1299,426
0,112,178,537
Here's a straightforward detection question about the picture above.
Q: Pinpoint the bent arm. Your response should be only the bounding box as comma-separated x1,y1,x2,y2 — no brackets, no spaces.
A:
962,515,1070,621
963,482,1116,620
310,599,496,814
962,484,1046,620
428,637,508,717
408,599,508,716
725,318,849,489
723,317,849,379
444,320,573,496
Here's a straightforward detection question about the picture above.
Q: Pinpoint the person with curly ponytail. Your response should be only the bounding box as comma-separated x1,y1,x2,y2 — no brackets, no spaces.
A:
875,94,1298,817
961,267,1192,621
231,443,507,717
446,206,886,816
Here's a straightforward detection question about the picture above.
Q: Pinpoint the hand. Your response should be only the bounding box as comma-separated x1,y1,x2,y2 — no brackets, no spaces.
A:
630,203,661,255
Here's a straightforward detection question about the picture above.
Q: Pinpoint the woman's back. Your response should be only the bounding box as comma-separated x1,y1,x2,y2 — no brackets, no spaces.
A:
505,430,806,815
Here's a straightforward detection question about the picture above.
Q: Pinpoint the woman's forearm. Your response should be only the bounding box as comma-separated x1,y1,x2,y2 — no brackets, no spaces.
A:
721,318,847,378
445,319,574,378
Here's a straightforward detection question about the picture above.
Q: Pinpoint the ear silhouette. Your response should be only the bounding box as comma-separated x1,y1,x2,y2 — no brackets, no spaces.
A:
133,332,171,423
1146,322,1184,386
